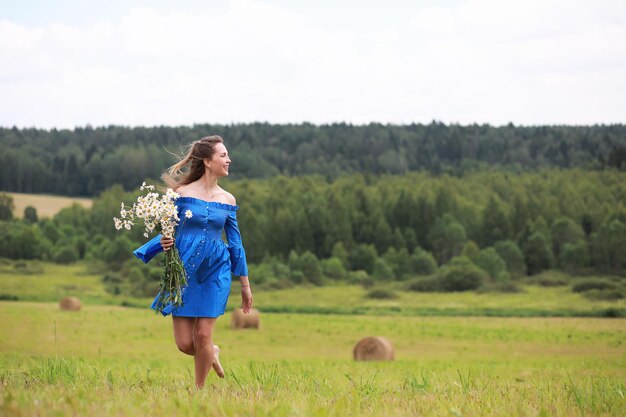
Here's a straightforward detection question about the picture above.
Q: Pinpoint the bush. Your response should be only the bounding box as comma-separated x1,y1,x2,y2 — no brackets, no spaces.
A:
289,270,305,284
53,246,79,264
12,260,45,274
322,257,347,280
411,249,438,275
0,294,18,301
475,247,507,280
24,206,38,223
265,279,295,290
348,270,374,288
524,232,554,275
288,251,322,284
478,281,523,293
349,244,378,274
522,271,569,286
365,288,398,299
299,251,324,285
583,289,624,301
250,262,276,285
407,276,441,292
461,241,480,261
494,240,526,278
85,259,109,275
560,240,589,274
436,256,487,292
382,248,412,279
102,272,125,295
0,221,45,259
372,258,394,281
572,278,620,293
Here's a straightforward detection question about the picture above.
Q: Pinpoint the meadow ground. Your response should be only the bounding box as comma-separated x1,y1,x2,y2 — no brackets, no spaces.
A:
5,192,92,219
1,262,625,416
1,301,625,417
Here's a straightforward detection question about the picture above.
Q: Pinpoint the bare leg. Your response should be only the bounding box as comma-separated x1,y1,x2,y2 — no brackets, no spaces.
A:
173,317,196,355
193,317,217,389
212,344,225,378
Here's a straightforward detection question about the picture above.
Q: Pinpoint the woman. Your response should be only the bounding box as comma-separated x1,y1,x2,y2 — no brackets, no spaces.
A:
133,135,253,389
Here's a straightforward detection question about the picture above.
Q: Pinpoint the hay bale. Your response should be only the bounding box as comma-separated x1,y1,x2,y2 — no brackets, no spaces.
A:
59,296,81,311
231,308,260,329
353,336,395,361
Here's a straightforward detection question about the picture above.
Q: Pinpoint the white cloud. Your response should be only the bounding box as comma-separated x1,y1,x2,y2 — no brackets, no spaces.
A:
0,0,624,128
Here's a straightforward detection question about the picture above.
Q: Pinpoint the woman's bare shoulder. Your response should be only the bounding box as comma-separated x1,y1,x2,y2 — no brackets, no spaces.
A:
174,184,194,197
221,189,237,206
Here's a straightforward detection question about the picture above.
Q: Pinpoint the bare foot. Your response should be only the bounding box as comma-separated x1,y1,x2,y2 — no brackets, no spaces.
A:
212,345,225,378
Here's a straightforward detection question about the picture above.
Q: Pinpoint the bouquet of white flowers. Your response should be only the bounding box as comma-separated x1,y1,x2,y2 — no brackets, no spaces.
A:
113,182,192,312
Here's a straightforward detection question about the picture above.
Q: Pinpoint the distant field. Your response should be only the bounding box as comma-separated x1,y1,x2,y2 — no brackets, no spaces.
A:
5,191,92,218
1,262,624,317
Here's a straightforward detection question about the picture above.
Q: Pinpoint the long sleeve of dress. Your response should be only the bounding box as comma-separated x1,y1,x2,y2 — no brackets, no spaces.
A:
225,211,248,277
133,233,164,263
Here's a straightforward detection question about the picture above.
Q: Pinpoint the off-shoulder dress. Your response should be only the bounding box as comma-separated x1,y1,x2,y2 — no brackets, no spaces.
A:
133,196,248,318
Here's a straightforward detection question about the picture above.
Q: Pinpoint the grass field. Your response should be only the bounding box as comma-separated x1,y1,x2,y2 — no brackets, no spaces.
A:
1,262,625,416
1,302,625,417
5,192,92,219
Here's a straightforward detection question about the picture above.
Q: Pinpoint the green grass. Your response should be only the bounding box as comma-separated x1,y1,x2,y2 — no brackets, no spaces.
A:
2,262,624,317
1,302,625,417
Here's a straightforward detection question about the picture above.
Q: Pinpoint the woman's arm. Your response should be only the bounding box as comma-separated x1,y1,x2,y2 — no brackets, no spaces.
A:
224,199,253,313
224,210,249,277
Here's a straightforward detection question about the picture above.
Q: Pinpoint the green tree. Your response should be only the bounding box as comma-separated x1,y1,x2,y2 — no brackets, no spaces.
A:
480,196,512,246
410,248,438,275
299,251,324,285
41,221,61,244
524,232,554,275
348,244,378,273
331,242,350,270
321,257,347,280
24,206,38,223
428,214,467,264
0,221,44,259
384,247,412,280
474,247,507,281
415,195,437,250
550,216,585,265
287,250,305,283
560,240,589,274
101,235,136,269
461,241,480,262
494,240,526,278
591,218,626,275
372,258,394,281
0,193,14,221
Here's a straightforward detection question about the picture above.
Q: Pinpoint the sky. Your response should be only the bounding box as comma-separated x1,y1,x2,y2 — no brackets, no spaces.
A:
1,0,625,128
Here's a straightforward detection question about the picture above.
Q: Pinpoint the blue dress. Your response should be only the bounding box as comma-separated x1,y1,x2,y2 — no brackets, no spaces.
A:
132,196,248,318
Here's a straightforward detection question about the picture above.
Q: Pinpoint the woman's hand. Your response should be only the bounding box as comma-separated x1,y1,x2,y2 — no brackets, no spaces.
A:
241,285,253,313
160,236,174,252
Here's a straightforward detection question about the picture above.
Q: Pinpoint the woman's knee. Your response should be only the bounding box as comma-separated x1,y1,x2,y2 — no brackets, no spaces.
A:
176,339,195,355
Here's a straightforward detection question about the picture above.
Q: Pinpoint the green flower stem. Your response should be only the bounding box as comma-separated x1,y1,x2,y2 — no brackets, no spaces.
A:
153,246,188,314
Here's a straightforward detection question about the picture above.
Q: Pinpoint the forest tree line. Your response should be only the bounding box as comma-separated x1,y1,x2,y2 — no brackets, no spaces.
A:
1,169,625,298
1,122,626,196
